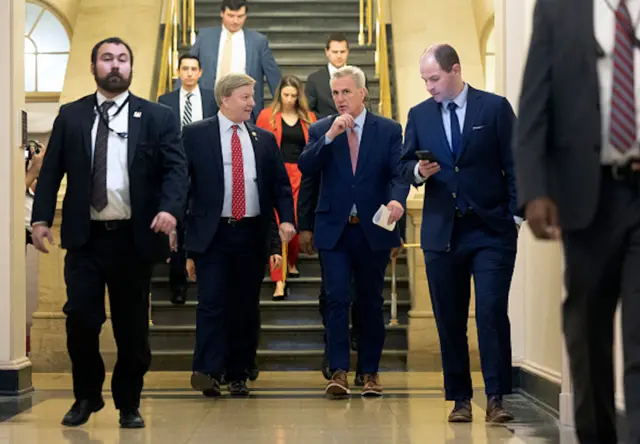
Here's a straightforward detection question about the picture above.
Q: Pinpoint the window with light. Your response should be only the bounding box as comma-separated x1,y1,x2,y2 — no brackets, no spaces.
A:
25,1,70,94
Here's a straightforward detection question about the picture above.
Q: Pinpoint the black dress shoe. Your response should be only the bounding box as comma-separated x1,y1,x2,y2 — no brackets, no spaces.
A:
228,380,250,396
61,398,105,427
190,372,221,397
248,364,260,381
170,288,187,305
354,373,365,387
119,409,145,429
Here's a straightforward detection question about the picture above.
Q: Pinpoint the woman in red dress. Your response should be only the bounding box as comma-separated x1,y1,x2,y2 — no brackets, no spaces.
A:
257,75,316,300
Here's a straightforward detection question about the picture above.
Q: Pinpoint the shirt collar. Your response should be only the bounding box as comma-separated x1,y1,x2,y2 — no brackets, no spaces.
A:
353,106,367,129
96,90,129,109
221,25,244,38
181,86,200,98
442,83,469,110
218,111,247,133
328,63,339,77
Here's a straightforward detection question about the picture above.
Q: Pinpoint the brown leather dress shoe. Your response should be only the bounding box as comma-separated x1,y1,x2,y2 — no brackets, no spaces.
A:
361,373,383,397
486,396,514,423
325,370,350,399
448,400,473,423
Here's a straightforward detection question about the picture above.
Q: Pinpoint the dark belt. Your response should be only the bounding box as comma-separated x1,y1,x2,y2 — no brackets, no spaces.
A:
603,163,640,182
348,215,360,224
220,216,260,227
90,219,132,231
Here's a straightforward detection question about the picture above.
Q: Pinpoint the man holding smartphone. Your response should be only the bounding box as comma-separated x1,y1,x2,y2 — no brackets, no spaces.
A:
400,44,521,423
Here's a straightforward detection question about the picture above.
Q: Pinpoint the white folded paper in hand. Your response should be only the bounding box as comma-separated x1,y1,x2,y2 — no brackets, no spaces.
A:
372,204,397,231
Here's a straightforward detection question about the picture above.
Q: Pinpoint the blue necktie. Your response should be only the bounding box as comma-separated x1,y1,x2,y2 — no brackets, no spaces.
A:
447,102,468,213
448,102,461,159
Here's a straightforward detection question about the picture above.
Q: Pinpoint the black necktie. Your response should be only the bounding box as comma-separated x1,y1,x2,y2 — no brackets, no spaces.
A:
448,102,462,158
91,101,114,212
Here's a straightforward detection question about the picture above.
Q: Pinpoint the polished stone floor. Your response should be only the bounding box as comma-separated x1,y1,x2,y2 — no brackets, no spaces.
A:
0,372,578,443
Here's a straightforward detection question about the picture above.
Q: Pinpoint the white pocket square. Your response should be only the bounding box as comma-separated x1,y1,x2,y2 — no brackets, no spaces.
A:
472,125,485,130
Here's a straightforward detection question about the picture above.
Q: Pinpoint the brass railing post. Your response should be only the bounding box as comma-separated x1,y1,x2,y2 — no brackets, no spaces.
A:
367,0,373,45
182,0,187,45
389,256,398,326
358,0,365,45
189,0,196,45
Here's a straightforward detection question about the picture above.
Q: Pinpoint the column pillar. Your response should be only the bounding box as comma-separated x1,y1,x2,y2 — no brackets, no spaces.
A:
0,0,33,395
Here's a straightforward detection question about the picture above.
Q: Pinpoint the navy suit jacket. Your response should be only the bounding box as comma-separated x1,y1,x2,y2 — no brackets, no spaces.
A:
158,88,217,127
400,85,519,252
188,27,281,121
182,115,294,255
298,112,409,251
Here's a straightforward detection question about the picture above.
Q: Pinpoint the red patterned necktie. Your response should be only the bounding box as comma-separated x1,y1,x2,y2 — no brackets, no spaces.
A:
610,0,636,153
231,125,246,220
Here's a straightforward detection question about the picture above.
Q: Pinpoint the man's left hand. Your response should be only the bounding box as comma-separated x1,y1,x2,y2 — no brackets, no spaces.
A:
151,211,177,235
386,200,404,225
279,222,297,243
391,238,404,259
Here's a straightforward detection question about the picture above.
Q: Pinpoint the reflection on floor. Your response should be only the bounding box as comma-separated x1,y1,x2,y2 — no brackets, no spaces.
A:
0,372,578,443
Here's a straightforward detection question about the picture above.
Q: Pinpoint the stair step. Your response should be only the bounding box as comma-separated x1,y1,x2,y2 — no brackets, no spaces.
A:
195,0,361,15
150,349,407,371
150,300,410,326
150,276,410,303
197,12,359,29
152,256,408,279
149,324,407,351
192,26,361,45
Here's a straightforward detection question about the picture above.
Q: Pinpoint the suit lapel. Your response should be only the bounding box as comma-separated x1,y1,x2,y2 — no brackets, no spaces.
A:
321,67,334,110
245,32,255,78
458,86,482,162
429,101,454,165
170,90,181,119
246,121,263,201
127,95,142,170
208,116,224,181
355,112,376,177
81,96,96,161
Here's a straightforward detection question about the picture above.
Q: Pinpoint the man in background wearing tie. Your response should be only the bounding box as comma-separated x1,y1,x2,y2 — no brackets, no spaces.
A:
298,66,407,399
184,73,295,397
514,1,640,442
159,54,216,304
188,0,281,121
30,37,188,428
400,45,520,423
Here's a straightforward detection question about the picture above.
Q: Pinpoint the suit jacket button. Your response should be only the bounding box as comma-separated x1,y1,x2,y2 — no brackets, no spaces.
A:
455,166,459,172
452,192,457,198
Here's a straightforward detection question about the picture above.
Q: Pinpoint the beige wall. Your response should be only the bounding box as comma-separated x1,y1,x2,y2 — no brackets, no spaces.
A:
390,0,486,127
60,0,164,104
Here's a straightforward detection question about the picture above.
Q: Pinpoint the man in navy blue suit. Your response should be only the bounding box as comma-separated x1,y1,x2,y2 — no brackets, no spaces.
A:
187,0,281,121
183,73,295,398
158,54,216,304
299,66,408,399
400,44,520,423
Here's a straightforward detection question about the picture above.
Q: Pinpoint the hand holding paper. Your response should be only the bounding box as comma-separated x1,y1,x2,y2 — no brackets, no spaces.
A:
372,201,404,231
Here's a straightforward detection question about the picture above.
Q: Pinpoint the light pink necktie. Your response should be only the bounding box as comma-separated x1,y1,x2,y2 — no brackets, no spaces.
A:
348,126,359,174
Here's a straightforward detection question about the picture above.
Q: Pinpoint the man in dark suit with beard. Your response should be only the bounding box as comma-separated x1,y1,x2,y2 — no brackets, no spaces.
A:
31,37,188,428
184,73,295,397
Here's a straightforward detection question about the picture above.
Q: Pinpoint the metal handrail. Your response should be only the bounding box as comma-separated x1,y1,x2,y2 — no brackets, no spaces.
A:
388,242,420,326
156,0,177,100
359,0,393,118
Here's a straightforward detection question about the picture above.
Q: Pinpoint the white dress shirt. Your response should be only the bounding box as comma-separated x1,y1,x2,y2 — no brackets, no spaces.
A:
180,86,204,124
328,63,339,84
325,107,367,215
90,91,131,221
218,111,260,217
595,0,640,164
216,26,247,82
